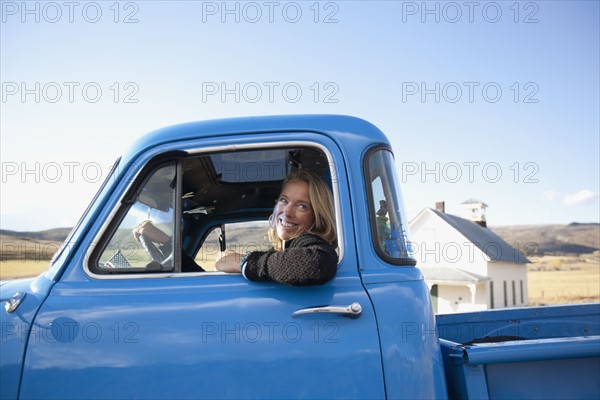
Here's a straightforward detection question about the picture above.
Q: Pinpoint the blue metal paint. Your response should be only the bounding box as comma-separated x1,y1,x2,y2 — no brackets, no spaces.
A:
0,275,54,399
485,357,600,399
464,335,600,364
20,275,386,399
441,337,600,400
436,303,600,344
362,281,449,399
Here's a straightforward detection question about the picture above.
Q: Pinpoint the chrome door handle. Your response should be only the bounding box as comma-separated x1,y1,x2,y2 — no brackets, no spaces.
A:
292,302,362,319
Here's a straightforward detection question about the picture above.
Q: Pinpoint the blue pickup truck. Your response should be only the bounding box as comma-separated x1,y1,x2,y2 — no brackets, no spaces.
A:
2,115,599,399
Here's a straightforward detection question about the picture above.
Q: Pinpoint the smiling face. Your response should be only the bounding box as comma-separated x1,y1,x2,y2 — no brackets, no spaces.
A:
274,180,316,242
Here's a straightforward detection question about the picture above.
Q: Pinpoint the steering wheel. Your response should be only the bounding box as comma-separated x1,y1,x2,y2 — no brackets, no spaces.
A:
138,233,174,267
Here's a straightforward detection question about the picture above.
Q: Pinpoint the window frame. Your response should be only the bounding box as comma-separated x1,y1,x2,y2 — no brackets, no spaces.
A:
363,145,416,266
85,140,343,279
88,159,181,275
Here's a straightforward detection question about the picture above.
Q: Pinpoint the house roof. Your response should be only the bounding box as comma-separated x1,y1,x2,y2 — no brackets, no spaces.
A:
420,266,490,283
429,209,530,264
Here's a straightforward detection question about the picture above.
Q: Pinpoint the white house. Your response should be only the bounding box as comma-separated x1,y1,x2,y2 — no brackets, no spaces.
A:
409,201,529,314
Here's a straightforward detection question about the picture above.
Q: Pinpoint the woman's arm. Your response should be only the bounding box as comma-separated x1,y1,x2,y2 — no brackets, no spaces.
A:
133,220,171,244
243,240,338,286
215,251,242,273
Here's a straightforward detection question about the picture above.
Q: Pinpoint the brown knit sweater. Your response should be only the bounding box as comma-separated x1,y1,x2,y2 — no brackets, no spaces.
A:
242,233,338,286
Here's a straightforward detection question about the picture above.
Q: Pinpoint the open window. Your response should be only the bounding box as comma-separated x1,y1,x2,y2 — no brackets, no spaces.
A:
90,145,336,276
194,221,271,271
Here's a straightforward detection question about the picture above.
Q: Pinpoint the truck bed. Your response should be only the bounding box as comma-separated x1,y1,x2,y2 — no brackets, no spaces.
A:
436,303,600,399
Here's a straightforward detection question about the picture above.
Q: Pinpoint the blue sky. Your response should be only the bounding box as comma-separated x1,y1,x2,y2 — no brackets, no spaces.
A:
1,0,599,231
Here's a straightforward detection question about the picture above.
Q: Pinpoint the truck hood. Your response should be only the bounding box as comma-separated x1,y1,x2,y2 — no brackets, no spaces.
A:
0,276,36,290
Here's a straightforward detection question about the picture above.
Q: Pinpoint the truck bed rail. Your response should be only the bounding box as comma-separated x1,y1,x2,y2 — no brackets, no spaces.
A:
440,335,600,399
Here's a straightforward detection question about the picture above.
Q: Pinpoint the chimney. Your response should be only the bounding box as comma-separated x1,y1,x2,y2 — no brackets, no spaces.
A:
435,201,445,213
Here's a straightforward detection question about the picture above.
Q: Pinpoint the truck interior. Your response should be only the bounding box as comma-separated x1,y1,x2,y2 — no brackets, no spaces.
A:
92,145,335,274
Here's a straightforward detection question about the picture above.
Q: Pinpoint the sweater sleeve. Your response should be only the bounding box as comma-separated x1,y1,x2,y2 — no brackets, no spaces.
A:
242,235,338,286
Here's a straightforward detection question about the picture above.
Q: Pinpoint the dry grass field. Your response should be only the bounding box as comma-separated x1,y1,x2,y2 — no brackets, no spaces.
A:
0,234,60,280
527,254,600,305
1,259,52,281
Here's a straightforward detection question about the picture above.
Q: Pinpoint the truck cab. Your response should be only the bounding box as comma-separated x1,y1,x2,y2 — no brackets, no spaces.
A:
1,115,447,399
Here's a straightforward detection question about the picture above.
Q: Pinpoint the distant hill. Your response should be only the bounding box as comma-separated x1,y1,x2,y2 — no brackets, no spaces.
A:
0,228,71,261
0,228,71,242
490,223,600,256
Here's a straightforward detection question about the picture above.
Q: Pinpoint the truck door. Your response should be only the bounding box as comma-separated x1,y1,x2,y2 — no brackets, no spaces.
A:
19,138,386,399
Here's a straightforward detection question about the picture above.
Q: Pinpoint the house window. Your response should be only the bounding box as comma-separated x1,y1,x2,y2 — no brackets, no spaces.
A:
503,281,508,307
520,280,524,304
512,280,516,305
490,281,494,309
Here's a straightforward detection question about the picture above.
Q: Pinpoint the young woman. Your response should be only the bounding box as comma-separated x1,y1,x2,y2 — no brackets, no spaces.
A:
216,169,338,286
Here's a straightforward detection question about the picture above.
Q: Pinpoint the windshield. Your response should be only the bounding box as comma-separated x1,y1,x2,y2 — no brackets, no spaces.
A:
50,157,121,267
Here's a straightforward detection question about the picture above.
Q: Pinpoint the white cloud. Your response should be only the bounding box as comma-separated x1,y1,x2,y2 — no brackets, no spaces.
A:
542,190,558,202
563,189,600,206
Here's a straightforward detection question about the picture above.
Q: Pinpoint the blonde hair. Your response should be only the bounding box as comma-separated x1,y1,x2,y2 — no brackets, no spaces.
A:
268,169,337,250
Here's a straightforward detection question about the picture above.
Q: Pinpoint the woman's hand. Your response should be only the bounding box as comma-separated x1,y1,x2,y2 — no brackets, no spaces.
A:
215,251,242,273
133,220,171,244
